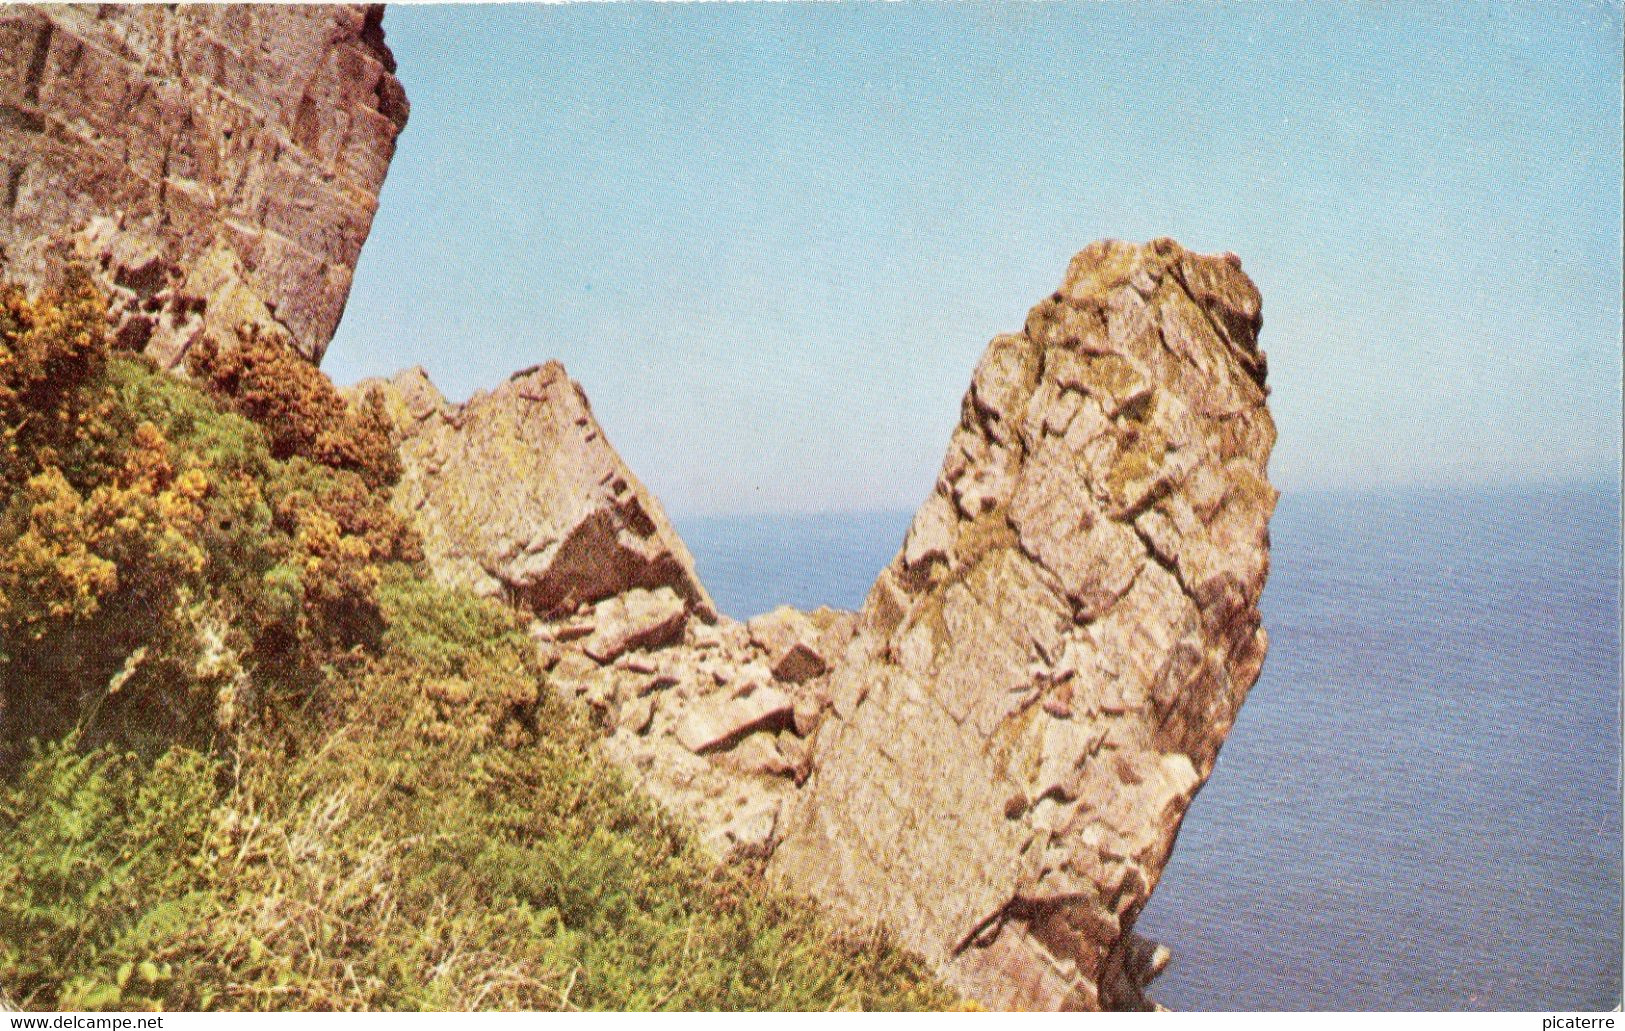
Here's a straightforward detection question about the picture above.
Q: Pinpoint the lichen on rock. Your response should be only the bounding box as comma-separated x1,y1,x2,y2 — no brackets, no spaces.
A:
355,361,716,622
767,238,1277,1011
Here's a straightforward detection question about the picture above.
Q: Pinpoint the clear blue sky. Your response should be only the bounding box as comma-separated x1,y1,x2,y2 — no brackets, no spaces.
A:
325,1,1623,518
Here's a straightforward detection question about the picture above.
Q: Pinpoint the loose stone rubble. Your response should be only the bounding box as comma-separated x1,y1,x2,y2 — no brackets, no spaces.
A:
533,606,851,860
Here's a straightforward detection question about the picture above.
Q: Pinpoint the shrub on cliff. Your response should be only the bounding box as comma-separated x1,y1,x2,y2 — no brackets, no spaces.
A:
187,332,402,492
0,270,953,1013
0,574,954,1012
0,423,213,754
0,268,108,498
0,274,222,756
0,274,413,763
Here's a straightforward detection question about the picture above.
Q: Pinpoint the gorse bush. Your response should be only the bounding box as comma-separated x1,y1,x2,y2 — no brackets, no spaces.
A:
0,273,421,763
0,270,955,1011
0,272,221,757
0,268,108,497
187,332,401,492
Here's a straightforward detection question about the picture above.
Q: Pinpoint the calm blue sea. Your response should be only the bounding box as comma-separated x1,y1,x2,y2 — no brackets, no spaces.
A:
675,483,1623,1011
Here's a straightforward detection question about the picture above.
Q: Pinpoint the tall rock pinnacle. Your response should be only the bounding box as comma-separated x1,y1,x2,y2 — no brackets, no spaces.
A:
768,238,1277,1010
0,4,408,366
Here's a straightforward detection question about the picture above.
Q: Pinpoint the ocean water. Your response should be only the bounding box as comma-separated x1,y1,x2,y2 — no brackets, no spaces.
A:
679,509,915,618
675,483,1624,1011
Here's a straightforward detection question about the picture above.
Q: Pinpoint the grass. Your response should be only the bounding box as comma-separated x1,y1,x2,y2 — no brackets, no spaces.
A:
0,570,956,1012
0,277,956,1012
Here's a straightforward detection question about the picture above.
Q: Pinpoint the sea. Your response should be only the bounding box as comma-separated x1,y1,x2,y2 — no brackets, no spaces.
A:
674,482,1623,1011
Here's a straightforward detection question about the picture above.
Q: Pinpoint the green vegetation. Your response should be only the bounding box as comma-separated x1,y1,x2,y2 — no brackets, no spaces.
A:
0,271,417,763
0,272,953,1012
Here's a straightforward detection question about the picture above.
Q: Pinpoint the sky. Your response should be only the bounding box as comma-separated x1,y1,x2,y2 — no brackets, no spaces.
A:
324,1,1624,519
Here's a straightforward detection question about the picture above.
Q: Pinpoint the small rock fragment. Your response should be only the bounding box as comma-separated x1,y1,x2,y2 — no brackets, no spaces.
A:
748,606,832,683
620,695,655,736
675,684,794,754
583,587,688,663
717,732,795,778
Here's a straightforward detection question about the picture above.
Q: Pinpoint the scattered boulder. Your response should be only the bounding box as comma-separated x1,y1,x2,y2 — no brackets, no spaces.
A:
717,731,797,778
748,606,830,683
356,363,716,621
583,587,688,664
586,613,809,865
675,683,794,755
791,691,828,738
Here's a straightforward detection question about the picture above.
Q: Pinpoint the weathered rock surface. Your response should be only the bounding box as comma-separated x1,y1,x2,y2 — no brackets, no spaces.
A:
359,357,844,859
354,238,1272,1011
539,608,847,860
0,4,407,365
675,682,794,755
583,587,688,664
356,363,716,621
768,238,1277,1011
748,605,851,684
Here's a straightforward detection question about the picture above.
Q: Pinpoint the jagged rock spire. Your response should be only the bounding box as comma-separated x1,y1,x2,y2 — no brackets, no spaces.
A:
769,238,1277,1011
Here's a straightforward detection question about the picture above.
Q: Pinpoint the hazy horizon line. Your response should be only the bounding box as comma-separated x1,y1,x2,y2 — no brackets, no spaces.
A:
664,475,1623,523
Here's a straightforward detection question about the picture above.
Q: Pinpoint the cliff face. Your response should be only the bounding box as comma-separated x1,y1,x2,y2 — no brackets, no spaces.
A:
0,4,407,366
768,239,1276,1010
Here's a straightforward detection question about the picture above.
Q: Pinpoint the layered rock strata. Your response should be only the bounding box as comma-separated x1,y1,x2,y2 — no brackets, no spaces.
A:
0,4,407,365
768,238,1276,1010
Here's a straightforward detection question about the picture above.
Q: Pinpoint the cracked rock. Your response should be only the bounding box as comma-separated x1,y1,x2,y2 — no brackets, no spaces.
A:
748,606,832,683
583,588,689,664
770,239,1276,1012
0,4,407,366
355,363,717,621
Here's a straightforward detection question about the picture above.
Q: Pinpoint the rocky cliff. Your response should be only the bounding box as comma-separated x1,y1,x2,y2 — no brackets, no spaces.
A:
375,239,1276,1011
356,361,840,858
5,8,1275,1009
0,4,406,366
769,238,1276,1010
